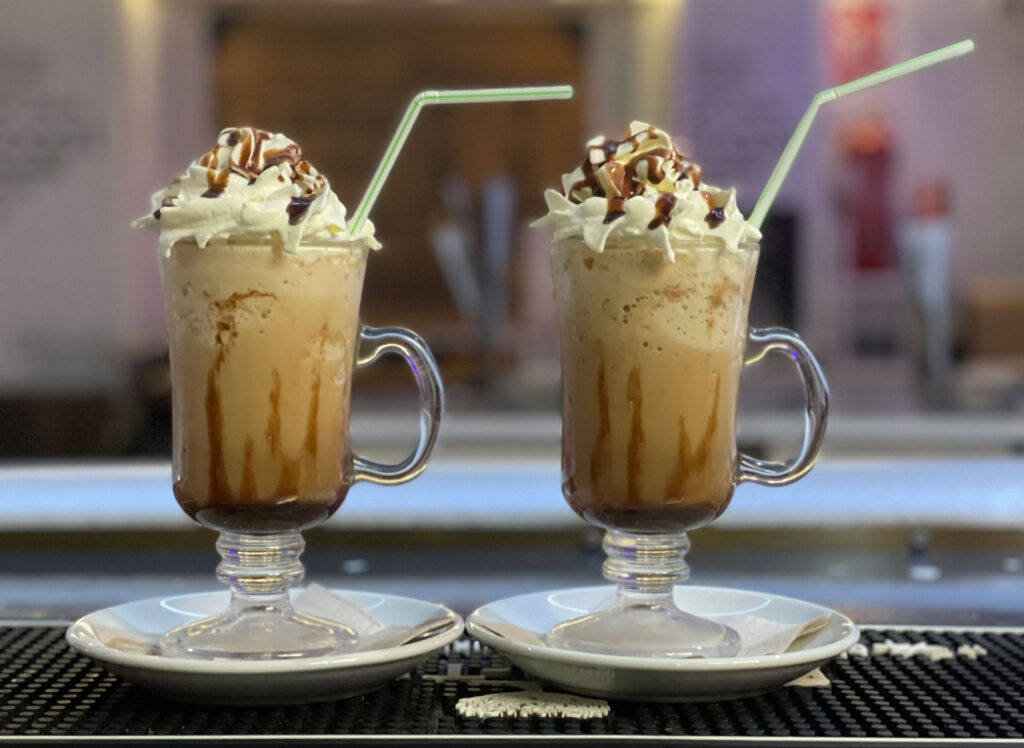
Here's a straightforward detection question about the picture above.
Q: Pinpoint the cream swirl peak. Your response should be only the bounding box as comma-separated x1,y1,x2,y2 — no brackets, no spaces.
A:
133,127,380,255
533,121,761,259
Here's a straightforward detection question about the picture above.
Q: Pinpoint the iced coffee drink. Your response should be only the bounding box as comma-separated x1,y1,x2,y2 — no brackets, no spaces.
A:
552,238,757,533
133,127,443,659
137,128,383,533
161,239,367,532
537,122,764,534
535,122,826,658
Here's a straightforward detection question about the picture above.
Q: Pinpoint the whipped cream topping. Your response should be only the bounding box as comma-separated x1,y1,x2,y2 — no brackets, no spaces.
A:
533,121,761,260
133,127,380,255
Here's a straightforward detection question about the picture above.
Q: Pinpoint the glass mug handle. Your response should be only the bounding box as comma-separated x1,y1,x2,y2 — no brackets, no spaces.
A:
736,327,829,486
351,325,444,485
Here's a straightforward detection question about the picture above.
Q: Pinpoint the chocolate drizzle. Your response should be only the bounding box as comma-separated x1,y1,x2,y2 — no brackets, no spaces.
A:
567,125,701,229
604,196,626,224
287,197,313,225
197,127,326,204
648,193,678,230
705,207,726,229
264,144,302,171
702,190,726,229
153,196,176,220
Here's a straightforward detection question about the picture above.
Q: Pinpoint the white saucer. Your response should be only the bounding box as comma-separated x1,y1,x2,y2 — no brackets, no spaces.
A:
467,586,858,702
67,589,463,705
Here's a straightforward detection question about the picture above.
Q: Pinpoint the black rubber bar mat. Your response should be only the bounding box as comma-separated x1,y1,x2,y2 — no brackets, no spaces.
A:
0,625,1022,745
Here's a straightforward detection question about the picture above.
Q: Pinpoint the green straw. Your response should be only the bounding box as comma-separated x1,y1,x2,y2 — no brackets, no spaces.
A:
349,85,574,235
749,39,974,230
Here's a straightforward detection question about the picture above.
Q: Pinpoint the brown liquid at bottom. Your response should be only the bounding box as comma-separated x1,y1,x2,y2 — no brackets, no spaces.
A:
571,491,724,534
174,482,347,533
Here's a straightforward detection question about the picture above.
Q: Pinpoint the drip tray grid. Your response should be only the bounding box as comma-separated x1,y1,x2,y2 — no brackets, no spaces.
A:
1,625,1023,744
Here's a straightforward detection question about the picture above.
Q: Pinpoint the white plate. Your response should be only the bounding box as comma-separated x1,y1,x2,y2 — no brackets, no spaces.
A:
67,589,463,705
468,586,858,702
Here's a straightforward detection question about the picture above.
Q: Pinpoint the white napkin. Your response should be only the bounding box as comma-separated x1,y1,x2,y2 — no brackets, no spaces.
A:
295,584,456,651
717,611,831,657
475,610,831,659
295,584,387,638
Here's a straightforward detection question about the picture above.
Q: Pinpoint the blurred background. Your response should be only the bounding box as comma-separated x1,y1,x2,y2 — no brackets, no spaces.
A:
0,0,1023,623
2,0,1024,457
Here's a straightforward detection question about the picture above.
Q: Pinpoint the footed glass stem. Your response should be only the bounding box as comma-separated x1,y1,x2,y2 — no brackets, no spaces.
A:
160,530,356,660
548,530,740,658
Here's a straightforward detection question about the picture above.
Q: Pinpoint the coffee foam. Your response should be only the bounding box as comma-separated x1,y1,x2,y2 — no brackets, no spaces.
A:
556,240,757,352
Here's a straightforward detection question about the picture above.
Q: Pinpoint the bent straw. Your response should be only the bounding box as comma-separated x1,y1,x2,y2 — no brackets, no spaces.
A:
349,86,574,235
748,39,974,230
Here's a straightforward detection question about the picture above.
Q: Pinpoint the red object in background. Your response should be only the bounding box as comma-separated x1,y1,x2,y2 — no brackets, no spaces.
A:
840,118,895,271
826,0,890,84
828,2,896,271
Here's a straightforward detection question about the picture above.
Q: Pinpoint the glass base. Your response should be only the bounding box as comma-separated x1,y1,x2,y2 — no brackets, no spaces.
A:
160,603,357,660
549,529,741,658
547,596,740,659
160,530,357,660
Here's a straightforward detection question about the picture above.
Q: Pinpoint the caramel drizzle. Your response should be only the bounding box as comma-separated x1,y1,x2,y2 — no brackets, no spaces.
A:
664,373,722,498
204,290,277,504
625,366,645,505
268,367,301,499
196,127,326,212
201,295,339,505
238,437,257,502
266,370,282,455
590,352,611,491
286,197,314,225
568,125,702,230
205,348,230,502
304,323,328,463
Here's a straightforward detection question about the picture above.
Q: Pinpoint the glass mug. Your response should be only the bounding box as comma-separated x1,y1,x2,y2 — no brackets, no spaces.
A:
159,238,443,659
549,237,827,658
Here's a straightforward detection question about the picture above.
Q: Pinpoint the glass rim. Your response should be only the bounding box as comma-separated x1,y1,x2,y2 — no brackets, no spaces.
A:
163,235,374,253
551,236,760,252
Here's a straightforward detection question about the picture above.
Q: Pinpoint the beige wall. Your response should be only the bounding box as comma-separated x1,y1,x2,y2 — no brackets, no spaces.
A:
808,0,1024,353
673,0,1024,359
0,0,121,391
0,0,210,392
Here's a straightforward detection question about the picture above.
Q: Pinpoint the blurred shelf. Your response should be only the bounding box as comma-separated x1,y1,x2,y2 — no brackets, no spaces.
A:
347,410,1024,458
